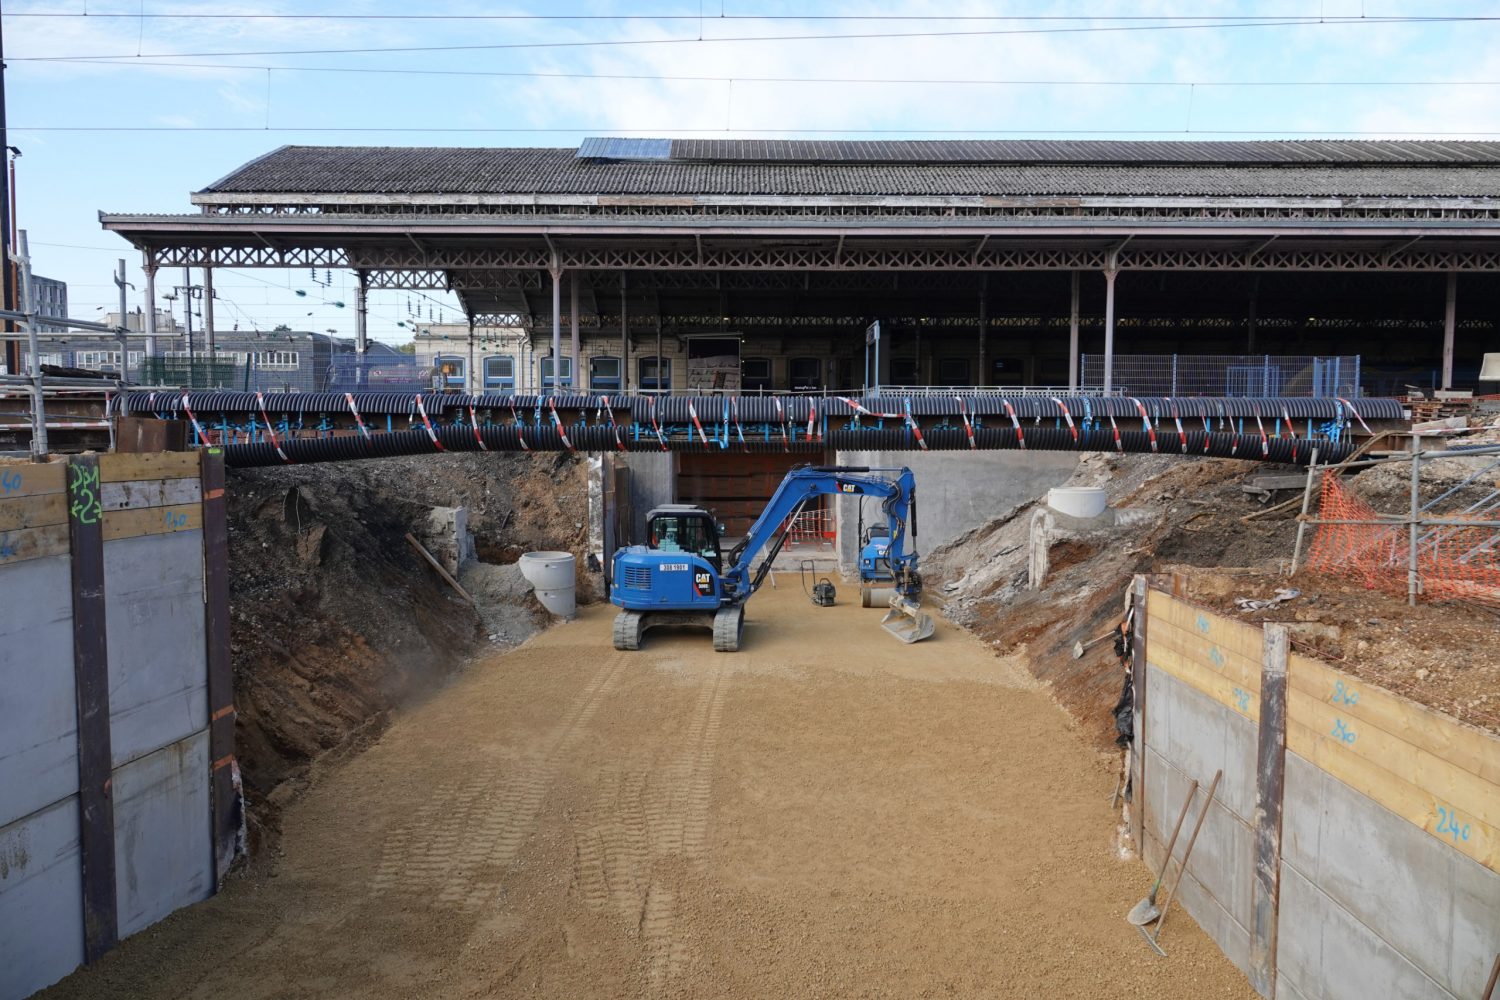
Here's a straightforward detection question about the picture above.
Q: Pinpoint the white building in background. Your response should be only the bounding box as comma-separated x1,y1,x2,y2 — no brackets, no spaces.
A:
413,322,531,392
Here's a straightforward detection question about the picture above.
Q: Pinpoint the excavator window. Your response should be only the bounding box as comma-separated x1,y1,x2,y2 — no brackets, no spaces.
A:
647,511,723,572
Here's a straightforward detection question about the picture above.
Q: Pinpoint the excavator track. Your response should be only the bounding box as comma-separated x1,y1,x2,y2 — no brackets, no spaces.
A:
613,611,645,651
712,606,745,653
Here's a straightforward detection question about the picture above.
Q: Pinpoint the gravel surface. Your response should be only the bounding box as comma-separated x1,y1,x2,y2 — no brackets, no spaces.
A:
40,587,1254,999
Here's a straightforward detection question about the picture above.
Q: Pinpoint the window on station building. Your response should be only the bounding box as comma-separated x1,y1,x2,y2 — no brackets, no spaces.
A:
741,357,773,392
483,355,514,391
252,350,301,370
539,356,574,389
433,355,465,388
938,357,971,386
590,355,622,391
889,357,919,386
789,356,822,392
639,355,671,392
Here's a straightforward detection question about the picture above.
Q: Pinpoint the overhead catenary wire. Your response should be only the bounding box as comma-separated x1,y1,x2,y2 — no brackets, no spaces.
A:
13,14,1498,63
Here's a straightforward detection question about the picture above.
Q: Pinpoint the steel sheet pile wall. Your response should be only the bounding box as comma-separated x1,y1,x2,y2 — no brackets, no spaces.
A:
0,451,235,1000
1137,587,1500,1000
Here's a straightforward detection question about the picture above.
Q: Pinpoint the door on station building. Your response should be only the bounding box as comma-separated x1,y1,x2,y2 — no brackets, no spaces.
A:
675,451,827,540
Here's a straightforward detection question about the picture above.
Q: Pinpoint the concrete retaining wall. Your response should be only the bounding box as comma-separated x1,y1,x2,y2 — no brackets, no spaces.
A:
832,450,1078,572
1136,586,1500,999
0,451,236,1000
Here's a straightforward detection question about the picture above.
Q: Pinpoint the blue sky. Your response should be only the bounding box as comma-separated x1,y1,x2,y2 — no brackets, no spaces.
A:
7,0,1500,345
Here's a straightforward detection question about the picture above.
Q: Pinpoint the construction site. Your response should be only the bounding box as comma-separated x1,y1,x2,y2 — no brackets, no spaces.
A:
2,137,1500,1000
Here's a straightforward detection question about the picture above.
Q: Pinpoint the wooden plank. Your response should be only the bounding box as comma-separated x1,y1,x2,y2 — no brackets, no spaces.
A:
0,492,68,530
98,451,201,483
1250,624,1289,996
1147,591,1265,662
100,477,203,512
1289,720,1499,874
101,503,202,542
66,454,119,962
0,460,66,499
1149,643,1263,721
1147,615,1263,692
0,521,73,566
1287,686,1499,829
200,448,238,886
1288,652,1500,787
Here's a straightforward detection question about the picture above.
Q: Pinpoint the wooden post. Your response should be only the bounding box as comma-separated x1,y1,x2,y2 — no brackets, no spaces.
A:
1129,574,1150,853
67,454,119,962
1250,622,1290,995
200,446,238,885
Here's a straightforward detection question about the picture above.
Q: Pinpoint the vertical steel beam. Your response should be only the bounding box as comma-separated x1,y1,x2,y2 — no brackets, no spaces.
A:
183,266,193,355
570,269,581,386
17,229,45,458
1068,270,1080,391
354,269,368,390
977,277,988,387
620,271,629,393
67,453,118,963
200,446,238,885
202,266,215,356
549,262,562,395
115,259,130,384
1249,622,1289,995
1442,272,1457,390
142,261,157,358
1409,434,1422,606
1129,574,1149,856
1103,268,1119,394
466,316,476,393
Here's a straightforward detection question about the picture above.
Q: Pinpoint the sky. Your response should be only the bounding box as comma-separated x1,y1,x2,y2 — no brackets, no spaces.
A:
7,0,1500,346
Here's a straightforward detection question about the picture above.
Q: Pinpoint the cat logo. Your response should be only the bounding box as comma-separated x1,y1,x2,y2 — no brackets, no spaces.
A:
693,571,714,596
838,482,859,493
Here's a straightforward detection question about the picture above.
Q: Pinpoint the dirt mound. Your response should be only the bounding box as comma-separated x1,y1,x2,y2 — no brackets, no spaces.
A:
227,452,592,848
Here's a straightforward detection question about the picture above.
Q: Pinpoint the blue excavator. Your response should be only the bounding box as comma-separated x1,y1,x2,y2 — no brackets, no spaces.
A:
609,466,935,651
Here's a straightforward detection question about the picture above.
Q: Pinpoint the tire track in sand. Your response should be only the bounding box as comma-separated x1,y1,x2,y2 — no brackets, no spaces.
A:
370,654,629,910
571,663,730,985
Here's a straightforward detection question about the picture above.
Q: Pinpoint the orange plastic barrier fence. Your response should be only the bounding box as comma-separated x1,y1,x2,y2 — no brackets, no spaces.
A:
1306,474,1500,607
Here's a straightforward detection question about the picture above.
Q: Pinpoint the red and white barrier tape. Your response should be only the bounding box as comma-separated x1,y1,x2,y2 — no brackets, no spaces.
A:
774,398,789,451
548,399,576,453
1129,397,1158,453
956,396,976,449
1003,400,1026,450
255,391,293,464
687,399,709,445
1050,396,1079,443
1335,397,1373,435
509,405,531,451
650,397,668,451
181,392,211,447
904,399,928,451
468,405,488,451
414,394,446,452
344,392,372,440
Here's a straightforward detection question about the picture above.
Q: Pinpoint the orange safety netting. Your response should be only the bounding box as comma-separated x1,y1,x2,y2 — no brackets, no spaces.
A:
1305,473,1500,608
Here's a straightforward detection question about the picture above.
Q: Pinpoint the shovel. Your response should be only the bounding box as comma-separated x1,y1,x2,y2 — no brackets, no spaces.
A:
1072,627,1119,660
1127,777,1199,926
881,595,936,644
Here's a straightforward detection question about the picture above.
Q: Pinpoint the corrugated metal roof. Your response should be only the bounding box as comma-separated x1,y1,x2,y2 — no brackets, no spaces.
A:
198,143,1500,199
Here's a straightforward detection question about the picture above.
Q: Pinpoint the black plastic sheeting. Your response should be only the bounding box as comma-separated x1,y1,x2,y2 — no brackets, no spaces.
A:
223,424,1354,467
136,390,1405,423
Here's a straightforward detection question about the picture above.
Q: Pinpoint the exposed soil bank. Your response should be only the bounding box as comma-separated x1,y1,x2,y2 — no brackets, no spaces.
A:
225,452,591,847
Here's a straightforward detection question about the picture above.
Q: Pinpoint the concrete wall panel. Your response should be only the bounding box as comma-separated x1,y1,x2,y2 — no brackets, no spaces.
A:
112,729,212,939
834,449,1079,570
1278,862,1449,1000
0,555,78,828
618,452,675,542
104,530,208,768
0,797,85,1000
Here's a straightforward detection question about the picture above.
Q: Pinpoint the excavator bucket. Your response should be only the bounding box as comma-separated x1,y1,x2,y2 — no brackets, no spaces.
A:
880,594,936,644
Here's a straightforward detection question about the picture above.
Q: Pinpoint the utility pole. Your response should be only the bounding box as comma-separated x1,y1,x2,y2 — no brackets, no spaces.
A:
182,267,194,355
0,8,16,377
115,259,130,383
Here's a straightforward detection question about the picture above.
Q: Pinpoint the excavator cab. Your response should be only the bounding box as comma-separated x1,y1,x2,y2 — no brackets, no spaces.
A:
645,505,723,573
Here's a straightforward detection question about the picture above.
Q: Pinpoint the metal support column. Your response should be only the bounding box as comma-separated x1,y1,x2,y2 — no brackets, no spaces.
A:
114,259,130,383
1103,267,1119,394
620,271,629,393
182,266,193,356
355,269,368,388
1442,272,1457,390
549,262,562,395
1068,270,1080,391
977,278,988,387
142,261,157,358
466,317,476,393
570,270,581,385
17,229,45,458
202,266,215,356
